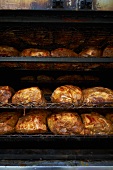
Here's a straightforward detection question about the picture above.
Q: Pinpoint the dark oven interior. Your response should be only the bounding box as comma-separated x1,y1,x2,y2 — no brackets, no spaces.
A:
0,11,113,166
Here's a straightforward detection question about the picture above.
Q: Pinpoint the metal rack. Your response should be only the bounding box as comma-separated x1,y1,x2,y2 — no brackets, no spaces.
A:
0,10,113,167
0,57,113,62
0,10,113,23
0,102,113,109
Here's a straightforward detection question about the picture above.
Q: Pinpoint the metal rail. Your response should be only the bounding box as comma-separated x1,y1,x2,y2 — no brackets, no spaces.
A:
0,102,113,109
0,57,113,63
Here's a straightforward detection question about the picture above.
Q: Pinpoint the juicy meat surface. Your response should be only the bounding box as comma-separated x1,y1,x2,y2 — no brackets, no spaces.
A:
51,48,78,57
56,75,83,81
0,46,19,56
51,85,83,106
81,112,113,135
83,87,113,106
21,48,50,57
12,87,46,106
0,86,15,104
0,112,21,134
79,47,102,57
16,110,49,134
106,113,113,123
37,75,54,82
103,46,113,57
20,76,35,81
47,111,84,135
54,29,84,49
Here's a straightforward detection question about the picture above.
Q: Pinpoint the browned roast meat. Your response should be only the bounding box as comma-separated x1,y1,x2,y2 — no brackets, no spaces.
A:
16,110,49,134
37,75,54,82
0,112,21,134
56,75,99,82
79,47,102,57
51,48,77,70
81,112,113,135
103,46,113,57
21,48,50,56
53,63,71,71
47,111,84,135
0,46,20,68
0,46,19,56
20,62,52,70
56,75,83,82
20,48,51,70
20,76,35,81
54,29,84,49
12,87,46,106
19,27,53,46
86,35,106,47
83,87,113,106
51,85,83,106
0,86,15,104
84,75,99,81
51,48,78,57
106,113,113,123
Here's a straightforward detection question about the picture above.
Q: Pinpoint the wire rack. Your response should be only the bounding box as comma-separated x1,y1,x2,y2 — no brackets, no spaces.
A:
1,102,113,109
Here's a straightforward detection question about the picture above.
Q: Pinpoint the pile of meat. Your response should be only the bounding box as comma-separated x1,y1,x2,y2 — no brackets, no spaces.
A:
0,45,112,70
0,45,112,57
0,85,112,135
1,85,113,106
0,110,113,135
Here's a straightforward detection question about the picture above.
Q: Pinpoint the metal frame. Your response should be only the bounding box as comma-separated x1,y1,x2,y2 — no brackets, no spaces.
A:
0,10,113,23
0,57,113,63
0,102,113,109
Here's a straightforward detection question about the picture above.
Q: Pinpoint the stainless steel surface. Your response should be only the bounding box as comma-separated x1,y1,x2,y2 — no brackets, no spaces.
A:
92,0,113,10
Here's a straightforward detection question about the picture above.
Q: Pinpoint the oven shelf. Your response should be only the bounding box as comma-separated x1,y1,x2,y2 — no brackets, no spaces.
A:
0,133,113,150
0,57,113,63
1,102,113,109
0,10,113,24
0,126,113,150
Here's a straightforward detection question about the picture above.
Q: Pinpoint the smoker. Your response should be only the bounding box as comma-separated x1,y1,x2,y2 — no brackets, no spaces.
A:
0,0,113,169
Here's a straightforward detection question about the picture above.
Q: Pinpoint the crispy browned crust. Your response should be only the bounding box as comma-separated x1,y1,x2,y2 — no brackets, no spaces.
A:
53,63,71,71
20,63,52,70
0,86,15,104
84,75,99,81
20,76,35,81
37,75,54,82
16,110,49,134
79,47,102,57
0,46,19,67
54,29,84,49
20,48,51,70
0,46,19,56
12,87,46,106
47,111,84,135
106,113,113,123
81,112,113,135
0,112,21,134
103,46,113,57
83,87,113,106
51,48,78,57
21,48,50,57
51,85,83,106
56,75,83,81
56,75,99,81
